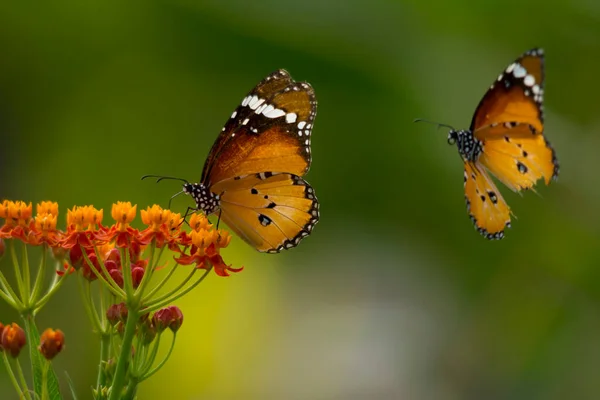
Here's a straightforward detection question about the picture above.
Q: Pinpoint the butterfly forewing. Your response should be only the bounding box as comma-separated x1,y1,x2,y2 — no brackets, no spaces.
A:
471,48,545,134
217,173,319,253
201,69,317,187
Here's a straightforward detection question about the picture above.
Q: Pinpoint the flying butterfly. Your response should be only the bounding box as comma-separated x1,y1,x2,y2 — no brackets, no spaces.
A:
145,70,319,253
417,48,559,239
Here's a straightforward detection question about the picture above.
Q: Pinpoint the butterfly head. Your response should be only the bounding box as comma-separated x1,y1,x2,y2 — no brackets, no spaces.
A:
183,183,221,216
448,129,483,162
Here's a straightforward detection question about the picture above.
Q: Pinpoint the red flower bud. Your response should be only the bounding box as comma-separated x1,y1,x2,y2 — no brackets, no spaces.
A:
1,323,26,358
109,269,124,287
131,266,145,288
38,328,65,360
152,306,183,333
106,303,128,326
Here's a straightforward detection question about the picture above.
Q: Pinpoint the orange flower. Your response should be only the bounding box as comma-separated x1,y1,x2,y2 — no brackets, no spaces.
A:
0,201,33,240
37,201,59,217
1,322,26,358
38,328,65,360
95,202,138,248
174,215,242,277
29,202,61,246
138,205,185,250
61,205,103,250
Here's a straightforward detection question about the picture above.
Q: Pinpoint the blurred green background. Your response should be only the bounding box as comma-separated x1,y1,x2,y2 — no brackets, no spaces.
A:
1,0,600,399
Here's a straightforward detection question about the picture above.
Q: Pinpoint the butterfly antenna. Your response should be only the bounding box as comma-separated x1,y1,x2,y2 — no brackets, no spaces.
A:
168,190,185,209
413,118,456,131
141,174,189,184
216,209,222,230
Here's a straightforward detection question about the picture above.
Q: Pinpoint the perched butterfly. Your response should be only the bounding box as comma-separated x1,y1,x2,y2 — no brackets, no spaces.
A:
146,70,319,253
418,48,559,239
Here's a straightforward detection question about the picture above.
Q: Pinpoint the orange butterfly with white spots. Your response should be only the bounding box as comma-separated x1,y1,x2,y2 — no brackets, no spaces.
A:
146,70,319,253
419,48,559,239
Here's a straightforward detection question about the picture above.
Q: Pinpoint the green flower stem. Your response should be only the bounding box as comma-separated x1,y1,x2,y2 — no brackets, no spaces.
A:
9,240,27,303
143,267,211,313
140,333,177,381
33,271,68,315
122,377,139,400
132,338,147,375
1,352,28,400
120,247,134,298
41,362,49,400
95,332,111,392
82,245,124,298
77,276,103,333
29,245,47,306
133,241,159,299
0,273,19,309
14,357,33,400
144,266,197,308
141,260,179,303
139,334,161,376
107,306,140,400
20,239,31,306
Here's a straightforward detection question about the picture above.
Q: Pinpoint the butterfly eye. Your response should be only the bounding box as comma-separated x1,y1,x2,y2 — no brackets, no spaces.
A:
447,132,457,145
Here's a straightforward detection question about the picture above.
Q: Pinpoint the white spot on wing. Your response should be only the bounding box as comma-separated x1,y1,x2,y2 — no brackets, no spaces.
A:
286,113,297,123
231,111,237,119
524,74,535,87
264,108,286,118
241,96,251,107
512,63,527,78
298,121,306,129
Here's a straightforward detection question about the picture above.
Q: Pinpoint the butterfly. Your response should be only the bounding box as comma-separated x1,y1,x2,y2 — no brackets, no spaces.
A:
147,70,319,253
419,48,559,239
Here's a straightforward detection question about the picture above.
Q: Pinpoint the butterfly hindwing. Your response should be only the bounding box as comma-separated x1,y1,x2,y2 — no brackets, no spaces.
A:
464,162,511,239
201,69,317,187
478,123,557,191
217,172,319,253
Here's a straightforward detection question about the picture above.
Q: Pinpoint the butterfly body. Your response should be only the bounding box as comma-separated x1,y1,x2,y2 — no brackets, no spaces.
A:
437,48,559,239
182,69,319,253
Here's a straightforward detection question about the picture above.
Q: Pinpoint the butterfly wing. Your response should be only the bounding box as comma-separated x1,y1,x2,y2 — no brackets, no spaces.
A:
464,162,511,239
471,48,559,189
201,69,317,187
200,70,319,252
217,173,319,253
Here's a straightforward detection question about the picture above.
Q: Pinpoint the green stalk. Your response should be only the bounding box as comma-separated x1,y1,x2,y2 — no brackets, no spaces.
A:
120,247,134,297
122,377,139,400
143,268,211,313
14,357,33,400
95,333,111,392
144,267,197,308
33,270,67,315
0,272,19,309
29,245,47,306
76,276,103,333
107,307,139,400
83,245,125,298
133,240,158,299
141,261,179,303
1,352,28,399
140,333,177,380
139,334,161,375
9,240,26,302
20,239,31,306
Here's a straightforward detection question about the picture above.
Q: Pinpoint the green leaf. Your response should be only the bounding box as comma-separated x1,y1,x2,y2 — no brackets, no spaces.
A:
22,315,63,400
64,372,78,400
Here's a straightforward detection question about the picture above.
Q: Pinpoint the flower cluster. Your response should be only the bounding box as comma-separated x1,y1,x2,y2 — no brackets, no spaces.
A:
0,200,242,278
0,199,242,400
